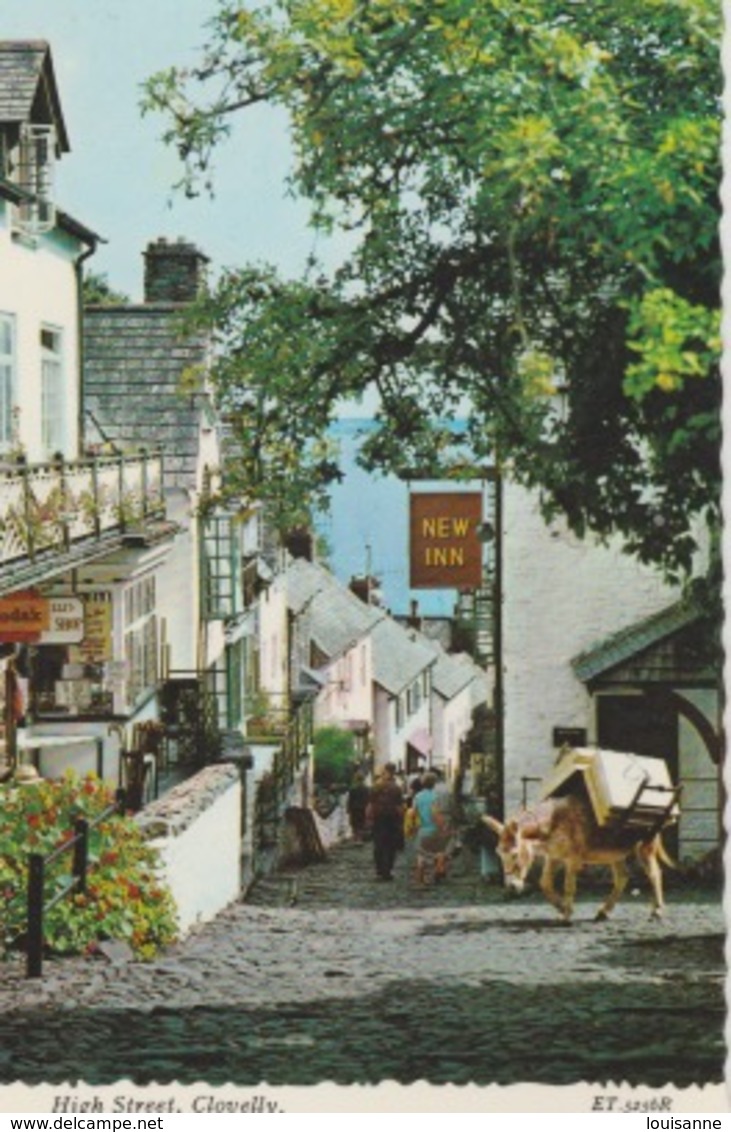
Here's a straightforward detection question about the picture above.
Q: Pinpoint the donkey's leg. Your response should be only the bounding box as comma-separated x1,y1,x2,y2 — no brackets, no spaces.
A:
561,864,579,922
595,860,629,921
638,843,665,919
539,857,566,917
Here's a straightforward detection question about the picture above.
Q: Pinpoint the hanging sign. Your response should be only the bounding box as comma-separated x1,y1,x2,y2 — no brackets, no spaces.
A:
409,492,483,589
0,590,50,641
41,598,84,644
75,593,113,664
0,592,85,643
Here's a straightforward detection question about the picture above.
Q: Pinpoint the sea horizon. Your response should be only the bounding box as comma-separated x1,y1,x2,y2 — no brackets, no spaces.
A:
318,417,481,618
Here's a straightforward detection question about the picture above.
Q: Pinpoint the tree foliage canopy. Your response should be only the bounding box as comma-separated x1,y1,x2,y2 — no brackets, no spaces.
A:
144,0,721,580
82,270,131,306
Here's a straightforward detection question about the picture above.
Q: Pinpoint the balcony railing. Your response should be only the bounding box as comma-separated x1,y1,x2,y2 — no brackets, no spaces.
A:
0,450,166,570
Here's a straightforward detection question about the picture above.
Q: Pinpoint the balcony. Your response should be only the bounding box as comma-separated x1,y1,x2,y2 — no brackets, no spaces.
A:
0,450,169,594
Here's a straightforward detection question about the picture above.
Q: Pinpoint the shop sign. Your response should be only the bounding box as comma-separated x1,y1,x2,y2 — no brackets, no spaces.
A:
0,590,50,641
409,492,483,589
76,593,113,664
41,598,84,644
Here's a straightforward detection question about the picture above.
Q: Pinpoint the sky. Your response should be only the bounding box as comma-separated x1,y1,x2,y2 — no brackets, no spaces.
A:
2,1,470,614
4,0,319,299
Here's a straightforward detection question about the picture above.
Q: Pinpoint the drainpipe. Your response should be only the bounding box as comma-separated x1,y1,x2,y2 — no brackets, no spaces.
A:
74,240,99,457
493,465,504,821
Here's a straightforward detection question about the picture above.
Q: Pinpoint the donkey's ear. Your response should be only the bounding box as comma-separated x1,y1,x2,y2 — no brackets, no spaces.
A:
482,815,504,835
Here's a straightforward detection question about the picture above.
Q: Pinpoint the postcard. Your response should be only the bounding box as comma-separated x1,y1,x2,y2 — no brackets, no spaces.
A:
0,0,726,1115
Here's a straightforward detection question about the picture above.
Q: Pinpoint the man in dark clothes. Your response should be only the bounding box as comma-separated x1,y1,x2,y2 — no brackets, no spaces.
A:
366,762,404,880
347,772,370,841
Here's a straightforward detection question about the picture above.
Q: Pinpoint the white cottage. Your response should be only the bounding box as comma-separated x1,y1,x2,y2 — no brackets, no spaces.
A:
0,42,177,786
282,557,382,753
499,479,720,857
370,618,435,775
418,641,488,780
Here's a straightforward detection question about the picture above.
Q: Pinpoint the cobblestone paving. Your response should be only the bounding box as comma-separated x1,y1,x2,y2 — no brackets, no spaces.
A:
0,842,724,1088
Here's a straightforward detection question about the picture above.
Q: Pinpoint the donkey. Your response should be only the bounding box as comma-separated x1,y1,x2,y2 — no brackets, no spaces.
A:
483,794,674,922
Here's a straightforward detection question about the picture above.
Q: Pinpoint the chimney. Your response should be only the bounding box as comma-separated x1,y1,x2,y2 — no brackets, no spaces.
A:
143,237,209,303
407,599,422,630
349,576,369,605
284,527,314,562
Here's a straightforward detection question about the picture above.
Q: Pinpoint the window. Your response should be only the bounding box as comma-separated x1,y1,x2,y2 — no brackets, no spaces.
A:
33,591,114,718
41,325,63,455
15,124,56,235
0,314,15,448
124,576,158,708
200,511,240,620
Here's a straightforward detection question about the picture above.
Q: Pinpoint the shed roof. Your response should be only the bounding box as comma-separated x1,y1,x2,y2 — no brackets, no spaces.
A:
571,601,701,684
0,41,69,151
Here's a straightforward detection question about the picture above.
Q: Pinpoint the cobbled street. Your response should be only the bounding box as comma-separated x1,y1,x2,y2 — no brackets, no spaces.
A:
0,842,724,1089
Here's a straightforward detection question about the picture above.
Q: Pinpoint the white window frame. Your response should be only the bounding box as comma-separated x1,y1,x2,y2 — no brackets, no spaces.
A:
0,313,16,450
14,124,56,236
41,324,64,456
123,575,158,709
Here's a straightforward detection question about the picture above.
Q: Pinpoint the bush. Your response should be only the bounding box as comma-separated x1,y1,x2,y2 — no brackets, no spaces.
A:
312,727,356,789
0,771,178,961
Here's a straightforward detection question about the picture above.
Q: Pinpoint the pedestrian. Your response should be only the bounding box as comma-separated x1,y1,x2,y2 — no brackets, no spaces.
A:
346,771,370,841
413,771,452,885
366,762,405,881
408,773,425,803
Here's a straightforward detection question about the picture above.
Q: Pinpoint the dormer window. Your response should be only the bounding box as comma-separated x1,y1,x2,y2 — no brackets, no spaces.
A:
14,123,56,235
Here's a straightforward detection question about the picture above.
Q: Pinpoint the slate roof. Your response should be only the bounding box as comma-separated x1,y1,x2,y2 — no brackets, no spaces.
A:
371,617,436,696
571,601,701,684
430,649,478,700
285,558,335,616
410,632,490,704
285,558,384,659
0,41,69,151
83,306,211,489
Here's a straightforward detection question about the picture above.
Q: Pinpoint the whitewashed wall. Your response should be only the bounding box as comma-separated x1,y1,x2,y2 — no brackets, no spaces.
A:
431,685,473,776
372,683,431,771
0,209,81,461
314,637,373,730
152,489,199,673
501,480,678,812
137,764,241,935
257,582,289,704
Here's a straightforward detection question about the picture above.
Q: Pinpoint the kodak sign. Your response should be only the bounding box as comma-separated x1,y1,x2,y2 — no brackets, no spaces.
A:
409,492,483,590
0,590,50,641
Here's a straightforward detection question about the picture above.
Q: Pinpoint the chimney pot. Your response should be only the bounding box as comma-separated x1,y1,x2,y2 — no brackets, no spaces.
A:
143,238,209,303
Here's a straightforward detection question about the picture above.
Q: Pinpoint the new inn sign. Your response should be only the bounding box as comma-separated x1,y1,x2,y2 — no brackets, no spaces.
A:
409,492,483,590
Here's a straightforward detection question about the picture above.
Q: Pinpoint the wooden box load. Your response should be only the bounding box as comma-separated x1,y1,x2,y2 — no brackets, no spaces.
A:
539,747,680,834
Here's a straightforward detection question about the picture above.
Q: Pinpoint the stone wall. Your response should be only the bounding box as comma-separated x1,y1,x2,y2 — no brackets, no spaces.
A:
136,764,242,935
